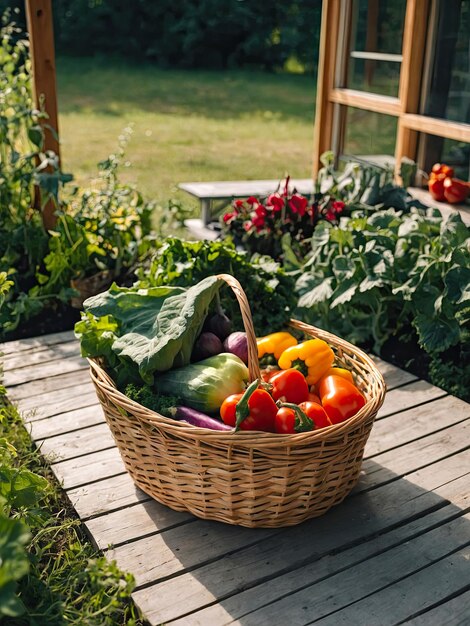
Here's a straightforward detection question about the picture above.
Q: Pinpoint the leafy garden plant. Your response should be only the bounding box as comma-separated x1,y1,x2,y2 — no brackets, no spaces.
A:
294,208,470,400
0,15,154,339
135,237,296,336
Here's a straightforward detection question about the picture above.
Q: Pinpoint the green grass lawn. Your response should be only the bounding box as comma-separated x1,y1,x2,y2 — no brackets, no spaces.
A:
56,58,317,217
56,57,398,223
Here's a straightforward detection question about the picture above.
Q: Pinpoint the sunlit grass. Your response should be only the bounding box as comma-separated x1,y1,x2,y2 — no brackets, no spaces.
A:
56,57,398,221
56,58,317,217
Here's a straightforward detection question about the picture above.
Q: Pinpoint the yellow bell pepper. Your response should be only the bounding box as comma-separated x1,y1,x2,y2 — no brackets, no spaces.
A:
278,338,334,385
257,331,297,365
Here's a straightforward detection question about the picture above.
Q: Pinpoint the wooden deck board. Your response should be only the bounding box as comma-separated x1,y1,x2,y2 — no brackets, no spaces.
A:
2,331,469,626
193,513,470,626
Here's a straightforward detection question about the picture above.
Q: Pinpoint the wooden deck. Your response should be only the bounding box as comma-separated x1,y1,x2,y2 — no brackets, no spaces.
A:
2,330,470,625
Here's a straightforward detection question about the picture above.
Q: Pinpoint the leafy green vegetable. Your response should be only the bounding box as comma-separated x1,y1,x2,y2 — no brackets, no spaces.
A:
124,384,180,416
135,238,295,335
76,276,223,385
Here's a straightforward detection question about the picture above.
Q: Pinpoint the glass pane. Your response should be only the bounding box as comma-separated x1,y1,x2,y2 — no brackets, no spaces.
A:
346,0,407,97
420,135,470,180
343,107,397,161
423,0,470,123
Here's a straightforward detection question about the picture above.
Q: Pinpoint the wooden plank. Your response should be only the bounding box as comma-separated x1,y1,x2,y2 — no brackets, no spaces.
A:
7,368,91,402
377,379,447,419
19,385,98,421
357,419,470,492
25,0,60,230
4,355,87,388
37,423,114,462
365,395,470,457
107,519,275,588
0,330,74,355
179,179,313,201
314,547,470,626
113,451,470,590
67,473,152,520
134,459,470,624
3,340,80,371
28,404,105,441
203,514,470,626
86,500,194,550
133,505,462,626
51,446,124,490
369,355,418,389
406,589,470,625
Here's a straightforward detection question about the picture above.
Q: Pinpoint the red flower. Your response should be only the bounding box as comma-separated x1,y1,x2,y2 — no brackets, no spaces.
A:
289,194,308,216
223,212,235,223
252,213,265,230
246,196,259,206
255,205,267,218
243,221,253,232
325,209,336,221
267,194,284,212
234,199,245,208
332,200,345,213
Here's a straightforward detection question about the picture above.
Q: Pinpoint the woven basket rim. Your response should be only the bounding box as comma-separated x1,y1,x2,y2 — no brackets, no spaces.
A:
88,318,386,448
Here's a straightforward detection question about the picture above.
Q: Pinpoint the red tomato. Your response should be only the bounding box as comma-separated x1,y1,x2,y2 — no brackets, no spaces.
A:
220,393,243,427
274,406,297,434
298,401,332,429
318,375,366,424
270,368,309,404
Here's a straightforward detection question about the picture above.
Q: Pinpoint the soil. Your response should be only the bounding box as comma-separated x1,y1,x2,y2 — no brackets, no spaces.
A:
2,303,82,342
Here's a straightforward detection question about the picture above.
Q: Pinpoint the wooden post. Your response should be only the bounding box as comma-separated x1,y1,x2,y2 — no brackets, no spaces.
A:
312,0,341,177
25,0,60,230
394,0,429,182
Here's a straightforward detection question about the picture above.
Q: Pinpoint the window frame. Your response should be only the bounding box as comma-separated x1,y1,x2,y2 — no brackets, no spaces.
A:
312,0,470,179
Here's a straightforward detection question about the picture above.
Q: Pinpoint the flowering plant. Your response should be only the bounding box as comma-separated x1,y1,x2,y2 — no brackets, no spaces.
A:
221,177,345,261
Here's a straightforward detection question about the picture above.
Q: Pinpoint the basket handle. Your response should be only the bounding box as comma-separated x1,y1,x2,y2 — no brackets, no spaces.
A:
217,273,261,382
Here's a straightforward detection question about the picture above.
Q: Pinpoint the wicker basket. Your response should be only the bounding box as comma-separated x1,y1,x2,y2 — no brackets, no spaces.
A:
88,274,386,528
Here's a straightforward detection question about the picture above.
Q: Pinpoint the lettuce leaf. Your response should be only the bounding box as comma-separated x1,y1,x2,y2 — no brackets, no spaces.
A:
75,275,222,385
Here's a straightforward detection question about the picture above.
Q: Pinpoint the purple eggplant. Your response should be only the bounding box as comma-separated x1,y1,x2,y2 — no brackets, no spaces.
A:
168,406,233,431
223,331,248,364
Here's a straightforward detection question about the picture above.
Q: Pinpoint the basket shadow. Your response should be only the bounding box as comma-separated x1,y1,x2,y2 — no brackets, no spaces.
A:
129,457,470,624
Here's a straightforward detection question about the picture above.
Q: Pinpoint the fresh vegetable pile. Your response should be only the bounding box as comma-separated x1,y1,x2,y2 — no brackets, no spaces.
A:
427,163,470,204
76,276,367,434
220,331,365,433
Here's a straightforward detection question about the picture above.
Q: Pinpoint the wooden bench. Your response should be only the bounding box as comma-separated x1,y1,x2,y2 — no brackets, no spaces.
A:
179,178,314,238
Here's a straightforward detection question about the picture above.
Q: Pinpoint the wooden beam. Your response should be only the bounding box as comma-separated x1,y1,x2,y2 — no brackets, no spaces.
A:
26,0,60,230
394,0,429,181
330,88,401,117
312,0,341,177
402,114,470,144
